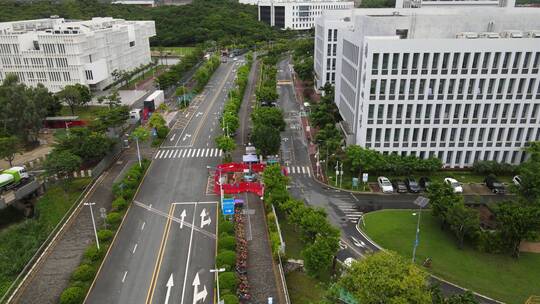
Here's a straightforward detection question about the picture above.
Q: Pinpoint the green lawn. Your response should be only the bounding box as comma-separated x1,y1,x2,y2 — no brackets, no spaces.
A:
151,46,196,57
0,178,91,297
286,270,327,304
363,210,540,304
278,212,304,259
59,105,105,121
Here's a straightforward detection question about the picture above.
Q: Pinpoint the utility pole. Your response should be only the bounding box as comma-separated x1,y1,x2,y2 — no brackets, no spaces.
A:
339,162,344,188
84,202,100,250
335,160,339,187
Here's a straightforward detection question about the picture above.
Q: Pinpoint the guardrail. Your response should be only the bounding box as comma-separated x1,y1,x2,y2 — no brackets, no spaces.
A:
271,204,291,304
0,146,123,304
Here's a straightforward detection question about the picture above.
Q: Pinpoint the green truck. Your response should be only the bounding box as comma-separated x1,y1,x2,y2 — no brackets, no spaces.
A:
0,166,30,192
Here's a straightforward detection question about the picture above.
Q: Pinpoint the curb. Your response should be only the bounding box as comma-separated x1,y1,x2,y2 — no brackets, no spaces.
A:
355,215,505,304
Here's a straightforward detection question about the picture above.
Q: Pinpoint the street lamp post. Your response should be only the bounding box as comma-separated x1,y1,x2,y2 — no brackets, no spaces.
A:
334,161,339,187
84,202,100,250
210,267,226,304
339,162,344,188
411,196,430,263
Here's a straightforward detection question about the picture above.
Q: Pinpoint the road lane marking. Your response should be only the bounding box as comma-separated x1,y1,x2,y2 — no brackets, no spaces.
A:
141,222,145,230
122,271,128,283
186,149,193,158
155,150,163,159
146,204,175,304
132,243,138,254
180,203,198,304
181,149,187,158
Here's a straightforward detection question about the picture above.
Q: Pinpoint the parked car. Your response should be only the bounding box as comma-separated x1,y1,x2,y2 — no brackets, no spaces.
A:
392,179,408,193
444,177,463,193
419,176,431,191
377,176,394,193
405,177,420,193
484,175,506,194
513,175,522,187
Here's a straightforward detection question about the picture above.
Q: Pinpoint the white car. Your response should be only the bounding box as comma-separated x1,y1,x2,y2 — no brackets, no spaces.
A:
378,176,394,193
513,175,522,187
444,177,463,193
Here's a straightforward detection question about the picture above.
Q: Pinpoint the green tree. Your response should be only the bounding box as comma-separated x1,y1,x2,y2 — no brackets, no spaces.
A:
44,150,82,177
73,83,92,106
251,107,285,131
148,112,166,129
251,125,280,157
91,106,129,131
446,202,480,249
54,127,114,163
0,136,21,167
495,201,540,258
97,90,122,108
294,57,314,81
517,142,540,203
57,85,83,115
221,111,240,134
302,233,340,277
255,86,278,102
339,251,432,304
215,135,236,157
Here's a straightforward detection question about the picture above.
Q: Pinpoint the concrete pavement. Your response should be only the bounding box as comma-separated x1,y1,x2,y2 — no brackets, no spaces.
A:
86,58,245,304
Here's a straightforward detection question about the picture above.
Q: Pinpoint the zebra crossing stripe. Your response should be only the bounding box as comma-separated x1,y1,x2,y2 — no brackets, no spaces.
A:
196,149,201,157
204,149,209,157
307,167,311,177
186,149,193,158
286,167,290,173
301,167,306,174
219,150,223,157
154,150,162,159
181,149,187,158
171,150,178,158
166,150,173,158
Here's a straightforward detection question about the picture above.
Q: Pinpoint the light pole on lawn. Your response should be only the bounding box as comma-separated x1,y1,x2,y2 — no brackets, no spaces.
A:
84,202,100,250
412,196,430,263
210,267,226,304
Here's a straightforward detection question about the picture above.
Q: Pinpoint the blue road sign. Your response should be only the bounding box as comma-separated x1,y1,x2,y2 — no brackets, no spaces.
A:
222,198,235,215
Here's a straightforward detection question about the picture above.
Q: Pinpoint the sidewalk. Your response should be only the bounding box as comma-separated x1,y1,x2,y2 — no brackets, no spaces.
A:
232,57,286,304
10,143,155,304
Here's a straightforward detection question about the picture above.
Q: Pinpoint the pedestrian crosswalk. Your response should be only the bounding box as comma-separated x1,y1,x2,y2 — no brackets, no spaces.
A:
154,148,223,159
286,166,311,177
336,203,364,223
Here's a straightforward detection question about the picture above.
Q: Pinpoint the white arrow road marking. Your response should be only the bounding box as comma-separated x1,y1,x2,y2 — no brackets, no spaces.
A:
200,209,211,228
192,273,208,304
196,112,203,117
183,134,192,141
170,134,176,142
180,209,187,229
165,274,174,304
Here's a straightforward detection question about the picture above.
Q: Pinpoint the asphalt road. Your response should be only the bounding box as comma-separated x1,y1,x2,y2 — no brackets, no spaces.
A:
86,58,245,304
277,57,505,303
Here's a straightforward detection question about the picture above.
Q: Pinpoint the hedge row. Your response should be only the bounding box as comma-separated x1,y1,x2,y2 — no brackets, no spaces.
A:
193,55,221,93
216,213,240,303
59,160,151,304
156,47,204,90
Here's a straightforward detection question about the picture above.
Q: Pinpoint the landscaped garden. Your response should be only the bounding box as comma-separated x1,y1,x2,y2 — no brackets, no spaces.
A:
363,209,540,304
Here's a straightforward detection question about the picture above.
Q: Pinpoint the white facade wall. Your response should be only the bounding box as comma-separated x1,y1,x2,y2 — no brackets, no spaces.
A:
328,8,540,167
0,17,155,92
258,0,354,30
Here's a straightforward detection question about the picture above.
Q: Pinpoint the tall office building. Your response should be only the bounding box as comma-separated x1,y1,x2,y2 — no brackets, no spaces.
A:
255,0,354,30
316,8,540,167
0,17,155,92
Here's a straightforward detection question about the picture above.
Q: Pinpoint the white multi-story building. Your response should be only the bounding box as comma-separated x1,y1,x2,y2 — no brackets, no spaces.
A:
318,7,540,167
0,17,155,92
256,0,354,30
395,0,515,8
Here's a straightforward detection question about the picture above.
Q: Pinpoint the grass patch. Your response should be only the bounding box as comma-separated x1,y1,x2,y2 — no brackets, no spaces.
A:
363,209,540,304
286,270,326,304
278,212,304,259
59,106,105,121
0,178,91,297
151,46,196,57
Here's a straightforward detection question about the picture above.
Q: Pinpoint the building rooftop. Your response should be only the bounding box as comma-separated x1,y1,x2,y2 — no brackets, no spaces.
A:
320,7,540,39
0,17,151,36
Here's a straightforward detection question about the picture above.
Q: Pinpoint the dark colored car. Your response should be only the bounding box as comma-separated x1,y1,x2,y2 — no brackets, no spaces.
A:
485,175,506,194
419,176,431,191
405,177,420,193
392,179,408,193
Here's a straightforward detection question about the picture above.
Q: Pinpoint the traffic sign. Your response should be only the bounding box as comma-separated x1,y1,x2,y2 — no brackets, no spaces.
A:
362,173,369,183
352,177,359,188
221,197,235,215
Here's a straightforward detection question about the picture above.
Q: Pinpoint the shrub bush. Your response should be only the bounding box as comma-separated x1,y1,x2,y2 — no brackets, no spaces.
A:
472,160,517,176
216,250,236,271
219,220,234,235
222,294,240,304
218,236,236,252
121,188,136,201
59,286,85,304
112,197,128,211
156,125,169,139
84,244,105,262
219,272,238,293
71,264,96,282
106,212,122,226
97,229,114,242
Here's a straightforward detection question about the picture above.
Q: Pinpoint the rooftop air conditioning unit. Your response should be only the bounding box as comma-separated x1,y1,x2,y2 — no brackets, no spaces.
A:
479,32,500,38
456,32,478,39
527,30,540,38
501,30,523,38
